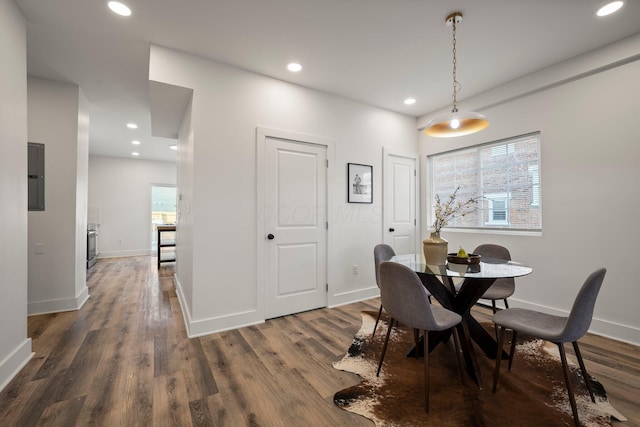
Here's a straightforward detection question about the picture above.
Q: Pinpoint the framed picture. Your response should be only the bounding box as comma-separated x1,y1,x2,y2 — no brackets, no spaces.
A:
347,163,373,203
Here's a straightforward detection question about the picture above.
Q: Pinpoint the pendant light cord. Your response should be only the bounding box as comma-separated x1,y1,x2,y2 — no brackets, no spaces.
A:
424,12,489,137
451,16,458,113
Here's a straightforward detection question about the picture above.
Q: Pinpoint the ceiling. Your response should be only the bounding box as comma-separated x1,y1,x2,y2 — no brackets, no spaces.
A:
14,0,640,162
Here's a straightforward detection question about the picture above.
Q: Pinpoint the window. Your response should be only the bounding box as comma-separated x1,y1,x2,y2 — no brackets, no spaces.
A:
429,132,541,231
485,193,509,225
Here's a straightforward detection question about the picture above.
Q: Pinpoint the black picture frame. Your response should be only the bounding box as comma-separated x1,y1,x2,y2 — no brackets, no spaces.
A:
347,163,373,203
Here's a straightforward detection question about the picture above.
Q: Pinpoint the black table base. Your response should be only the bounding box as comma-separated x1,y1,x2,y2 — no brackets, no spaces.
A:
409,273,509,388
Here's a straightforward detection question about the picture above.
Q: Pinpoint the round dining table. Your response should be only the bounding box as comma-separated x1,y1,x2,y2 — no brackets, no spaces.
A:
390,253,533,387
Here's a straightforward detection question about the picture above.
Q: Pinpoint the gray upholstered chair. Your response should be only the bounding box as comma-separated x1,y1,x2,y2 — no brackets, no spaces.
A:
372,244,396,337
376,261,464,412
492,268,606,427
475,244,515,313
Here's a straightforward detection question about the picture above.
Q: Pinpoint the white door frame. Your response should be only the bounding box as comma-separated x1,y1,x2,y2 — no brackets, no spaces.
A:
382,147,420,254
150,183,177,254
256,127,335,319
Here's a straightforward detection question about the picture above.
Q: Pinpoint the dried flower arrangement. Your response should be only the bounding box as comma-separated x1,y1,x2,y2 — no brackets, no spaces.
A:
433,186,481,233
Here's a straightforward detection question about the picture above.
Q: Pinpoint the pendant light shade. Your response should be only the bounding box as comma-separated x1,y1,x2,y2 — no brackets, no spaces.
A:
425,12,489,138
424,110,489,137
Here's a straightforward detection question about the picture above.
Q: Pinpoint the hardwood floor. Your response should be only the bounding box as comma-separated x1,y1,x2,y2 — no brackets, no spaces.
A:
0,256,638,426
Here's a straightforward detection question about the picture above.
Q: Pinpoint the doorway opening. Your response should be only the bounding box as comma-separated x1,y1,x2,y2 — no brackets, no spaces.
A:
151,184,177,254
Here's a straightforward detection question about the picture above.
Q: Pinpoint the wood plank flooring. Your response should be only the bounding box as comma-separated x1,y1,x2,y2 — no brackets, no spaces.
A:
0,256,637,426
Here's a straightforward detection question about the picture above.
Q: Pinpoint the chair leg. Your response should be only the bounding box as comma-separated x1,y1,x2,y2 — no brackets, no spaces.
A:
424,330,430,413
491,300,499,339
372,304,384,337
503,298,509,309
558,343,580,427
573,341,596,403
376,318,395,377
413,328,420,358
507,330,518,371
493,325,506,393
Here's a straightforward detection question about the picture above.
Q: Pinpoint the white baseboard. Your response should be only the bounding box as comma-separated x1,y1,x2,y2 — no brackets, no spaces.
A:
329,285,380,309
328,291,639,347
186,312,265,338
173,277,381,337
97,249,151,258
27,285,90,316
509,298,640,347
173,275,263,338
0,338,33,393
170,280,640,346
173,274,193,334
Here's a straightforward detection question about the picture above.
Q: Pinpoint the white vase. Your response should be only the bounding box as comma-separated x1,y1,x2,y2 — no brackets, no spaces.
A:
423,232,448,265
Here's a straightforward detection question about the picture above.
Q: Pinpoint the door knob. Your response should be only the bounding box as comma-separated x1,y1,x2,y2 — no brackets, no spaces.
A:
267,234,275,240
389,228,395,232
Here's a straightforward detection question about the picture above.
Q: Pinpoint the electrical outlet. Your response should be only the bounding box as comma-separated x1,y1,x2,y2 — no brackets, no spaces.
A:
353,264,359,275
35,243,45,254
118,239,123,245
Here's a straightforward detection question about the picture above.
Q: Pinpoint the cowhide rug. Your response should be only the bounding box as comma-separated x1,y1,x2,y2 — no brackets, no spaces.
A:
333,311,626,427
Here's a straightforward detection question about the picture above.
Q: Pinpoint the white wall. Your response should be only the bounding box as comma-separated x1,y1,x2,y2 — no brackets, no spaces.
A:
420,35,640,345
27,77,90,315
75,90,90,297
150,45,418,336
175,100,194,311
88,155,177,257
0,0,32,392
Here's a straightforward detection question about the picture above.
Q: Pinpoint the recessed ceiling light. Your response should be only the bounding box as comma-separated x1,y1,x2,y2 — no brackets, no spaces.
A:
404,98,417,105
169,144,177,150
131,152,140,156
126,123,138,129
131,140,141,145
597,1,624,16
108,1,132,17
287,62,303,72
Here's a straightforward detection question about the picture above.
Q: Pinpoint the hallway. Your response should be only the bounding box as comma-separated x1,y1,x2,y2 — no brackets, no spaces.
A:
0,256,371,426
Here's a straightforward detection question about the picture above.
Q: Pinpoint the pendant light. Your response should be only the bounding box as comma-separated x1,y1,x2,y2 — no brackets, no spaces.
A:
424,12,489,138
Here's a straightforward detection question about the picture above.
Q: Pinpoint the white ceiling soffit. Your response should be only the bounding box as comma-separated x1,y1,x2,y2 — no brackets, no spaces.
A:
149,81,193,140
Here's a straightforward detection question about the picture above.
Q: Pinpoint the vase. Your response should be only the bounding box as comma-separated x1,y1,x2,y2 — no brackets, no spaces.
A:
423,232,448,265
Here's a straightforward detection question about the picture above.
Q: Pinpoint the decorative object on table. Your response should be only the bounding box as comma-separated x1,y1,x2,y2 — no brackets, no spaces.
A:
347,163,373,203
424,12,489,138
422,231,449,265
447,252,481,265
423,186,480,264
333,311,625,427
447,250,481,276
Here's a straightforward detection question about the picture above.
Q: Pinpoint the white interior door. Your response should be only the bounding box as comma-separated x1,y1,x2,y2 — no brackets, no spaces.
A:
265,137,327,319
383,149,417,255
